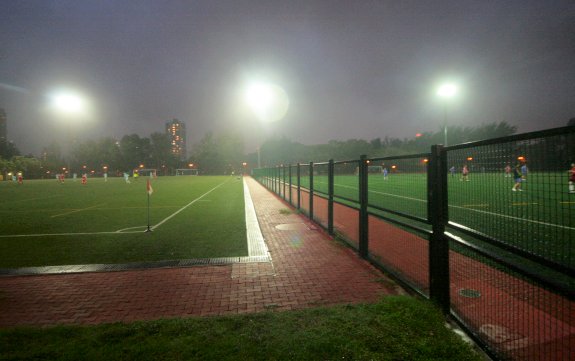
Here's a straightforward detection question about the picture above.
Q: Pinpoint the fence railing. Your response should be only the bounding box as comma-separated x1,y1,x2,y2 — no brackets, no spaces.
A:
253,126,575,361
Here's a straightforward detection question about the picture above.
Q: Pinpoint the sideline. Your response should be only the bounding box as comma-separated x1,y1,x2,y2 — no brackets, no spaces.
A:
243,178,269,258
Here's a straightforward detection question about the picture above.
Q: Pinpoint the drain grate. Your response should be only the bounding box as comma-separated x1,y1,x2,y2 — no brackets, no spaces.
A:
458,288,481,298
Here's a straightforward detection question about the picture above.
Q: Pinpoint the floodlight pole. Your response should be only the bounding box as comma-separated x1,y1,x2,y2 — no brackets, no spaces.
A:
443,104,448,147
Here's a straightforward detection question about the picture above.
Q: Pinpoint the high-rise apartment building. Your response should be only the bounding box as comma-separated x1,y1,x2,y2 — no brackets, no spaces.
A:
165,118,187,160
0,108,6,142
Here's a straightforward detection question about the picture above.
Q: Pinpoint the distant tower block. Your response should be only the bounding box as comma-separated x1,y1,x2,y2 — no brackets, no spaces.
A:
165,118,187,160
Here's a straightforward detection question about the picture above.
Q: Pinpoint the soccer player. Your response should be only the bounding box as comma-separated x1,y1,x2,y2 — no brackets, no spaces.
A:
512,163,523,191
569,163,575,194
81,173,87,185
124,172,131,183
504,164,511,177
104,172,108,182
449,166,456,177
520,163,528,181
461,164,469,181
17,172,23,184
383,167,388,180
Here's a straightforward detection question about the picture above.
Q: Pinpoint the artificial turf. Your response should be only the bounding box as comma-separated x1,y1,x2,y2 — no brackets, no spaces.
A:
0,176,248,268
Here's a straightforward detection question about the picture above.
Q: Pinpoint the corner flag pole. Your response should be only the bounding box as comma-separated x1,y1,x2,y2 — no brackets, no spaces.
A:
146,179,153,233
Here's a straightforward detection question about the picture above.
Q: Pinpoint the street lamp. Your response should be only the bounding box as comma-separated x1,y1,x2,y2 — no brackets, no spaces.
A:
436,83,458,147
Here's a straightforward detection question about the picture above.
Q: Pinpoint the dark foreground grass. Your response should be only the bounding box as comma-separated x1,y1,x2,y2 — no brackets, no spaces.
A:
0,296,481,361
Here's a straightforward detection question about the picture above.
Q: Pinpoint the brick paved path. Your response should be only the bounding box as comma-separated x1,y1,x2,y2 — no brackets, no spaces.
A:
0,177,397,327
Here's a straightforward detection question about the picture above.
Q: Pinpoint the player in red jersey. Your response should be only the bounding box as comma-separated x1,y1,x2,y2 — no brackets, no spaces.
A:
569,163,575,194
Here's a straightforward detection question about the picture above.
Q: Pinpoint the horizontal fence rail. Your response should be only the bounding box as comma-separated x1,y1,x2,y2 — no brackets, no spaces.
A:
252,125,575,361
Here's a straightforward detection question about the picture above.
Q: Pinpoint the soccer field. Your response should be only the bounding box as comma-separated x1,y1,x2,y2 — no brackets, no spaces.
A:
298,172,574,269
0,176,247,268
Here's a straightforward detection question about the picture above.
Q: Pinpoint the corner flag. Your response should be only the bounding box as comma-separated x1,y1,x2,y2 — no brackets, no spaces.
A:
147,179,153,195
145,179,153,232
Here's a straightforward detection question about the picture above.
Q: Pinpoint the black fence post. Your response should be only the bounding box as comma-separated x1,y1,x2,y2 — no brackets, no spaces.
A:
276,166,280,195
428,144,450,315
309,161,314,220
288,165,292,205
359,155,369,258
328,159,334,235
282,164,286,200
297,163,301,210
272,166,276,193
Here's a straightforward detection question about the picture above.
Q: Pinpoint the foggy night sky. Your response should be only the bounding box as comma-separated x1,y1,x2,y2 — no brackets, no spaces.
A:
1,0,574,156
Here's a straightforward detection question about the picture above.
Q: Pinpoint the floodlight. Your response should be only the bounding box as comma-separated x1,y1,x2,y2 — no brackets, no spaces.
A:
244,81,289,123
50,91,87,115
436,83,458,98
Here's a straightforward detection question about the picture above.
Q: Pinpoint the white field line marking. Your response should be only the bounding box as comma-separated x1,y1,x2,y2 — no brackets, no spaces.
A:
0,231,143,238
51,204,105,218
450,204,575,231
461,204,490,208
0,205,182,214
150,179,230,231
243,178,268,258
3,194,63,204
91,205,179,210
560,201,575,204
317,180,427,203
314,180,575,231
116,226,148,233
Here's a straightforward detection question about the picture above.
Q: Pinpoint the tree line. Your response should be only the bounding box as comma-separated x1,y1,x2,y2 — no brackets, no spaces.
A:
255,121,518,166
0,121,517,179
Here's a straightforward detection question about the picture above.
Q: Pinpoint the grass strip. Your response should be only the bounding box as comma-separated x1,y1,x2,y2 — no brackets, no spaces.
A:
0,296,481,361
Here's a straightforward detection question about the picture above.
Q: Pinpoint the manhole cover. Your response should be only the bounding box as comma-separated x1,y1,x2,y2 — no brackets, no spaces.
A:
275,223,310,231
458,288,481,298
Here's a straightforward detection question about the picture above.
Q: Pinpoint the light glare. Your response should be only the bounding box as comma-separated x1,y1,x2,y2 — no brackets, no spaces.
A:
51,91,86,114
436,83,458,98
244,81,289,123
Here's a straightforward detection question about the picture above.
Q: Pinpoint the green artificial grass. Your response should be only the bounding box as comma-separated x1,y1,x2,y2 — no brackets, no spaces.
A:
0,176,248,268
0,296,482,361
294,172,574,269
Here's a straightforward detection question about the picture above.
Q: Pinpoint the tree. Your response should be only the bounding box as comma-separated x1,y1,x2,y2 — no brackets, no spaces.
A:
191,132,246,174
119,134,151,171
11,156,42,179
96,137,123,174
150,132,178,173
40,142,63,176
0,139,20,159
370,138,382,150
0,158,14,180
